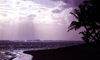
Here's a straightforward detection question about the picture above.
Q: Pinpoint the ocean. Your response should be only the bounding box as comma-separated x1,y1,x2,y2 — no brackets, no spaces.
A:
0,40,84,60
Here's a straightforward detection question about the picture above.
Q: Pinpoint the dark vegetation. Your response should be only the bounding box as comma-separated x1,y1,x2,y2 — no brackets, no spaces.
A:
68,0,100,43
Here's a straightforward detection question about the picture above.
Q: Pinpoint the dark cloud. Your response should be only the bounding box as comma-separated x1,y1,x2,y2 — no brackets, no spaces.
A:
52,9,62,13
59,5,71,9
52,2,71,13
52,0,86,7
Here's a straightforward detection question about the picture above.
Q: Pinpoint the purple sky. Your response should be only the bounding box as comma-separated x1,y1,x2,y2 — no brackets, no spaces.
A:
0,0,85,41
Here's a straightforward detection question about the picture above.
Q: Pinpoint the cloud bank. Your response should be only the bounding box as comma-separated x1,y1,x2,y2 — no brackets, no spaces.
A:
0,0,84,40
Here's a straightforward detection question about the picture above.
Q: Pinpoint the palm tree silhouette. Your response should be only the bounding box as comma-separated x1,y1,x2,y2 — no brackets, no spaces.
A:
68,0,100,43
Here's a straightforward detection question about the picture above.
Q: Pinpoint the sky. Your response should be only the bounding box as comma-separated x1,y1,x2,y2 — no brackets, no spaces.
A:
0,0,85,41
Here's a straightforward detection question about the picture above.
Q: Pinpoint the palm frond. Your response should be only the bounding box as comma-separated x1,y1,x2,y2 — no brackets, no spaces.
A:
70,12,78,19
68,21,81,31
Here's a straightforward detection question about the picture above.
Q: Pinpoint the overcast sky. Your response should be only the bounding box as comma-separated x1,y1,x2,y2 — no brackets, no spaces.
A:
0,0,85,41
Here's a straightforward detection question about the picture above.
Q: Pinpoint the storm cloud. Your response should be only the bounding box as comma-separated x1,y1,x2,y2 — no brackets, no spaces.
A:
52,0,86,7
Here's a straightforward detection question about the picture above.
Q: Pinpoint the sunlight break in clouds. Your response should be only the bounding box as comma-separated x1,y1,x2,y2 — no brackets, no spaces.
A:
0,0,82,40
0,0,72,24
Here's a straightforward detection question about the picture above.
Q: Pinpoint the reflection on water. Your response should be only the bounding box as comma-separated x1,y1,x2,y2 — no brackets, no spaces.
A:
0,40,84,60
13,50,33,60
0,50,33,60
0,51,16,60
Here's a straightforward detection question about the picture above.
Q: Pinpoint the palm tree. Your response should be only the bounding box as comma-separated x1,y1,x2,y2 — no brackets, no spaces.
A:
68,0,100,43
68,1,91,42
68,1,91,31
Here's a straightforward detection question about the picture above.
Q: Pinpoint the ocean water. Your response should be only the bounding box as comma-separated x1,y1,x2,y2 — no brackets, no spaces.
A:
0,40,84,60
0,50,33,60
13,50,33,60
